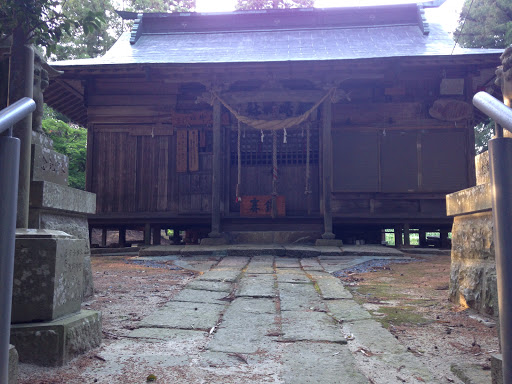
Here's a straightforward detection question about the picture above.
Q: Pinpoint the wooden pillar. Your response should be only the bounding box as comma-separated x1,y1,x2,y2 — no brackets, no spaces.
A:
394,225,403,248
144,223,151,245
152,225,161,245
321,99,335,239
440,229,449,249
101,228,107,247
403,223,410,246
119,227,126,248
419,229,427,247
209,98,222,238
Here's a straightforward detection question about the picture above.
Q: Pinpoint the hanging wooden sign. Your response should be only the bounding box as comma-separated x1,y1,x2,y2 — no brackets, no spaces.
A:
240,195,285,217
188,129,199,172
176,130,188,173
171,111,230,127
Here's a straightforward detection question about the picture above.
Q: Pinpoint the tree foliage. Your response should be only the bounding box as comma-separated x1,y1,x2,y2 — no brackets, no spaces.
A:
474,119,494,154
42,115,87,190
236,0,313,10
54,0,122,60
0,0,105,57
455,0,512,49
126,0,195,13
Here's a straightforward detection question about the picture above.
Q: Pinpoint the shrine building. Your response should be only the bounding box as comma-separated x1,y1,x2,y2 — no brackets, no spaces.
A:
45,3,502,246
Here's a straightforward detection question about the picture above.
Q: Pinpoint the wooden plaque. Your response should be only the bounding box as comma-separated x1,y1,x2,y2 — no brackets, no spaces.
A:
176,129,188,173
240,195,285,217
188,129,199,172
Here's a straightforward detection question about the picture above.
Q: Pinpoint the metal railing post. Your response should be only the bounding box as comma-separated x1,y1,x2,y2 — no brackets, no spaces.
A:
473,91,512,384
489,137,512,384
0,136,20,384
0,97,35,383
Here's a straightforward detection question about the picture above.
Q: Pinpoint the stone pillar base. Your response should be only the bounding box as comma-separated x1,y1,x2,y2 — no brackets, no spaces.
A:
9,345,18,384
10,310,101,367
315,239,343,247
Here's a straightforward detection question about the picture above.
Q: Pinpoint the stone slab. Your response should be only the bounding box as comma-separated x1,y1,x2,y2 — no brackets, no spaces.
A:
207,312,276,353
342,319,406,354
228,297,276,314
281,342,368,384
200,237,229,245
283,245,320,258
139,301,225,330
316,277,353,299
30,180,96,214
341,245,404,256
186,280,233,292
300,258,324,271
208,298,276,353
9,345,18,384
10,310,101,367
281,311,346,343
128,328,207,342
173,288,229,305
278,282,324,312
476,151,490,185
245,256,275,274
237,274,276,297
275,258,301,268
31,142,68,185
276,269,311,284
326,300,372,322
173,258,219,272
451,362,492,384
13,231,85,323
315,238,343,247
197,269,242,283
216,256,250,268
226,244,286,257
446,183,492,216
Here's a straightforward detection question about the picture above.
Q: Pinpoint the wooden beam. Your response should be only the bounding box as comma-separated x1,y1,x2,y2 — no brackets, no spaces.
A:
221,90,325,103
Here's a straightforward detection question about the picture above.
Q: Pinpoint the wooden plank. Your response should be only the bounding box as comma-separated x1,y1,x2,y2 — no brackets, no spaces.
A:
157,138,169,211
222,89,325,103
332,102,423,125
188,129,199,172
88,94,177,106
169,135,179,213
176,130,188,173
86,125,94,193
93,124,174,136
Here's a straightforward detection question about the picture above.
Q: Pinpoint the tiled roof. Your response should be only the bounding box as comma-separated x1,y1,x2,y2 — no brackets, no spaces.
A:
52,5,502,68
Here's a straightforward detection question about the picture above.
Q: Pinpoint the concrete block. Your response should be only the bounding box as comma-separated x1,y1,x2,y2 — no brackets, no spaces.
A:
31,143,68,186
12,230,85,323
200,237,229,246
9,345,18,384
30,180,96,214
10,310,101,367
491,354,503,384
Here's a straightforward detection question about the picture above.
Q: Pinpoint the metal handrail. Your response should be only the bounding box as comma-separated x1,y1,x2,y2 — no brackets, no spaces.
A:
0,97,35,384
473,91,512,384
0,98,36,135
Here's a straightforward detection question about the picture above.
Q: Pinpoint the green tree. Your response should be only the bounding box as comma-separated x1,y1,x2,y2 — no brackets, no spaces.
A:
42,116,88,190
474,119,494,154
55,0,122,60
455,0,512,48
236,0,313,10
126,0,195,13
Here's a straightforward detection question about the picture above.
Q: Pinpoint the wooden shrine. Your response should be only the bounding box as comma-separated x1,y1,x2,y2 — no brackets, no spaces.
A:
44,4,502,246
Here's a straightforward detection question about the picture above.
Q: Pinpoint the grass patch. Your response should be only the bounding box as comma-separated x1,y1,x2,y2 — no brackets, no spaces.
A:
372,306,431,328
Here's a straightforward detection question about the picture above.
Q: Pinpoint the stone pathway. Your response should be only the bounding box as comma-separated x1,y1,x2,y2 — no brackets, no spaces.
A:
82,254,438,383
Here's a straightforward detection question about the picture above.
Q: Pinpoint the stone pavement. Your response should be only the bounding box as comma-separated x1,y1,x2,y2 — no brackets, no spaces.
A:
83,253,438,383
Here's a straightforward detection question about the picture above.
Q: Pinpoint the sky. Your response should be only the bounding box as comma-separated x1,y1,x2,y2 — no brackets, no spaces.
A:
195,0,465,32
